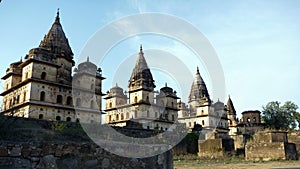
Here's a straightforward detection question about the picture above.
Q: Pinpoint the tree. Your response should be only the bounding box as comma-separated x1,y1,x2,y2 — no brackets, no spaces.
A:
262,101,299,130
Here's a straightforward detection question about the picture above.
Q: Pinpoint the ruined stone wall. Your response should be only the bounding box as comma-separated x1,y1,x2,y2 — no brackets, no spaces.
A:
173,139,188,156
0,116,174,169
0,141,173,169
288,131,300,153
230,135,244,150
245,142,286,160
198,139,223,158
245,131,297,161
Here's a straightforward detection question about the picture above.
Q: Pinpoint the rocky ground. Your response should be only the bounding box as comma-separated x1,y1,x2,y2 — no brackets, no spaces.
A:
174,160,300,169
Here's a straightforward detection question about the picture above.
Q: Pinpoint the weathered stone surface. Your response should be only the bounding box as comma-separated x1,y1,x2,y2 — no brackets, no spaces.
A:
37,155,58,169
0,157,31,169
0,142,173,169
101,158,110,168
10,146,21,157
246,131,298,161
30,148,42,157
84,159,98,168
0,148,8,157
62,158,78,169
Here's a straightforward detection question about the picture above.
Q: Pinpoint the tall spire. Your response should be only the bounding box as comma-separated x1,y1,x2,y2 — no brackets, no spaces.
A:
188,66,210,104
129,45,155,91
39,9,73,60
227,96,236,115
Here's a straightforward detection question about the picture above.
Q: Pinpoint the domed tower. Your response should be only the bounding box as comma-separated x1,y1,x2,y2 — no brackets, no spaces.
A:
188,66,211,112
105,84,127,110
156,83,179,122
128,45,155,105
73,57,105,110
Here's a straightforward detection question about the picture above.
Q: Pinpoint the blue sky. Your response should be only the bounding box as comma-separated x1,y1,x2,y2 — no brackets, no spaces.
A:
0,0,299,118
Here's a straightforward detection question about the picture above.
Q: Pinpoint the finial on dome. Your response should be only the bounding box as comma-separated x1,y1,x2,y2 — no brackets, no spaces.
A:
87,56,89,62
140,44,143,53
116,83,118,87
55,8,60,23
165,82,167,87
196,66,200,74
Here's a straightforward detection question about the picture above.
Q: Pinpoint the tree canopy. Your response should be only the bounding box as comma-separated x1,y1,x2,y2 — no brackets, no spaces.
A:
262,101,300,130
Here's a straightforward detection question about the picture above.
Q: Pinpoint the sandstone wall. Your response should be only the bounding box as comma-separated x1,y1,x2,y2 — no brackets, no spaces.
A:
288,131,300,153
198,139,234,158
245,131,297,161
245,142,285,161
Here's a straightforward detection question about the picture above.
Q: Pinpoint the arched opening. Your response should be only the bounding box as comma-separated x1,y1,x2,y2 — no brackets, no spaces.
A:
171,102,174,107
172,115,175,121
25,72,28,79
126,112,129,119
121,113,124,120
76,118,80,123
146,96,149,103
202,120,205,126
134,111,137,118
56,116,61,121
90,83,94,90
108,115,112,122
23,92,26,102
9,99,12,108
134,96,138,103
247,117,251,123
39,114,43,119
66,96,72,105
16,95,20,104
116,114,119,121
229,119,232,125
56,95,63,104
41,72,46,80
76,98,81,107
253,117,256,122
66,117,71,122
3,101,6,110
40,91,45,101
90,100,94,109
109,102,112,108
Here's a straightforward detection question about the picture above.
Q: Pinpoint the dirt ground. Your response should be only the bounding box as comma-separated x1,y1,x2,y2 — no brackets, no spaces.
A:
174,160,300,169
